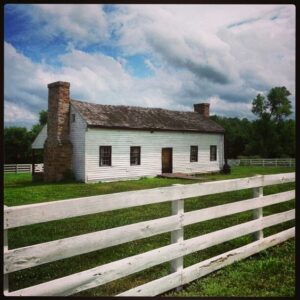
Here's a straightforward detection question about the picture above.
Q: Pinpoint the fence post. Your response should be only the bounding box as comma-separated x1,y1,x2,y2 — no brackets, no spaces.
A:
4,221,9,295
170,199,184,290
252,182,264,241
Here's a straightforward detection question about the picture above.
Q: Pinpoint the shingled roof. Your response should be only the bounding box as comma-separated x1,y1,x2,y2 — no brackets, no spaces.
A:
70,99,225,133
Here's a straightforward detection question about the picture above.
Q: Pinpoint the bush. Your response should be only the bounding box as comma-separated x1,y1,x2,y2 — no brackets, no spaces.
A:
221,161,231,174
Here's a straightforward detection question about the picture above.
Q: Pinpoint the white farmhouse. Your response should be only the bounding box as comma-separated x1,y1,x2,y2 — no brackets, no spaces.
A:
32,81,225,183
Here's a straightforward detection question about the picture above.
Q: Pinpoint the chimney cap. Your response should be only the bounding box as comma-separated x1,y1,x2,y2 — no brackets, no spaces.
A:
193,103,210,117
194,103,210,108
48,81,70,88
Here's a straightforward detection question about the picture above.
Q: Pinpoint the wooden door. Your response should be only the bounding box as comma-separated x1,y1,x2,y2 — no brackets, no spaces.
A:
162,148,173,173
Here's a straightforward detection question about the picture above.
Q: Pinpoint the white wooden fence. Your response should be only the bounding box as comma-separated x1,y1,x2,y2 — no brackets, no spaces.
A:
4,164,44,173
3,172,295,296
228,158,295,167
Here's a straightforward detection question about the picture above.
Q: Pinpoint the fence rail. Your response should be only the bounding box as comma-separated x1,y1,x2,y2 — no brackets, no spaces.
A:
3,172,295,296
227,158,295,167
4,164,44,173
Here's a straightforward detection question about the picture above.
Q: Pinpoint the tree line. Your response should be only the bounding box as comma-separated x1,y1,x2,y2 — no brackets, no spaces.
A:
211,86,295,158
4,87,295,163
4,110,47,163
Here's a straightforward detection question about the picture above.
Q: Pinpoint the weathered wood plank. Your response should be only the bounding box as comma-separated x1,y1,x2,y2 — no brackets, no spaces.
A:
4,215,181,274
252,186,264,240
4,173,295,229
118,227,295,296
7,210,294,296
3,228,9,295
170,200,184,277
262,172,295,186
183,190,295,226
5,190,294,274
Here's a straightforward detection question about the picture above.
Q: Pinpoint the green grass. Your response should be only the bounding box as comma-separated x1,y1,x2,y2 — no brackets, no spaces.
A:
4,166,295,296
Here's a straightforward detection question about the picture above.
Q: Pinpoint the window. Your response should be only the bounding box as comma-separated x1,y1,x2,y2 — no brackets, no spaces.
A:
190,145,198,162
99,146,112,166
130,146,141,165
71,114,76,122
210,145,217,161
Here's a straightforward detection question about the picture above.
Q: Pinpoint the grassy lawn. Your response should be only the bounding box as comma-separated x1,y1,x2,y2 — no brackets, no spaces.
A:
4,166,295,296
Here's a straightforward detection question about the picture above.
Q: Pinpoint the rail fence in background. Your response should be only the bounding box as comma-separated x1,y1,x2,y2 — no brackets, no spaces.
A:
4,164,44,173
227,158,295,167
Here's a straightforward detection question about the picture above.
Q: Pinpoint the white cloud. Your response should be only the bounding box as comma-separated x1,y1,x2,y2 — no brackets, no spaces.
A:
20,4,108,46
4,101,37,123
4,4,295,126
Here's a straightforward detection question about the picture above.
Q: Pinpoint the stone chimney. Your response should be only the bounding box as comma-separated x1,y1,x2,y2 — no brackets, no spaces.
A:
44,81,73,182
194,103,210,118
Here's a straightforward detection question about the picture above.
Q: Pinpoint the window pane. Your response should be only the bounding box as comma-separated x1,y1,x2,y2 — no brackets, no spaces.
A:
130,147,141,165
100,146,112,166
190,146,198,162
210,145,217,161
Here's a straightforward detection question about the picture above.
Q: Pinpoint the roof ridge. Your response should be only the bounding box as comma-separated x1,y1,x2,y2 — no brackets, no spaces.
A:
70,99,197,114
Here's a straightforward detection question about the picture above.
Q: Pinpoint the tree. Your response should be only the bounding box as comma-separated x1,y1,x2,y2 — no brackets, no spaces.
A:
250,87,293,158
39,110,47,126
4,110,48,164
210,115,251,158
4,127,32,163
252,87,292,122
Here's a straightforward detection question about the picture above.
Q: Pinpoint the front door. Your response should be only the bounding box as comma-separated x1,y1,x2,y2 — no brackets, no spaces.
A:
162,148,173,173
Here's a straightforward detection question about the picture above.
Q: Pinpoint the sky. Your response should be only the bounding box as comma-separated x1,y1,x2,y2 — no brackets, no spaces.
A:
4,4,295,128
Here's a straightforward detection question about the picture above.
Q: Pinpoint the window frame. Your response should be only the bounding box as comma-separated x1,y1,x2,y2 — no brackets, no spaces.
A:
130,146,141,166
210,145,217,161
190,145,198,162
99,146,112,166
71,113,76,123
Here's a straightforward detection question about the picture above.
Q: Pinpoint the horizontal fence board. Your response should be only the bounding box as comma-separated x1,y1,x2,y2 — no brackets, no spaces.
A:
5,190,295,274
183,190,295,226
4,173,295,229
7,210,294,296
228,159,295,167
4,215,181,274
118,227,295,296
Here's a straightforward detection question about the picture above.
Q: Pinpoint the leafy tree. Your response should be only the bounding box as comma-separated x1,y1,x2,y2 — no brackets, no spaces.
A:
39,110,47,126
4,110,48,164
4,127,32,163
252,87,292,122
277,119,295,157
249,86,293,158
211,116,251,158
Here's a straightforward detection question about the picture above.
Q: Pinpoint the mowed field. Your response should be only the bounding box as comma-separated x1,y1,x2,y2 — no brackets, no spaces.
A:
4,166,295,296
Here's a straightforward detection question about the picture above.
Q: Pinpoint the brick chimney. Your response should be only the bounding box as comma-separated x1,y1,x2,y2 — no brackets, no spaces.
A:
194,103,210,118
44,81,73,182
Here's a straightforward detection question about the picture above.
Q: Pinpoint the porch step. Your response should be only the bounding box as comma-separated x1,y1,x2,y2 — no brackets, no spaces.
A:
160,173,200,180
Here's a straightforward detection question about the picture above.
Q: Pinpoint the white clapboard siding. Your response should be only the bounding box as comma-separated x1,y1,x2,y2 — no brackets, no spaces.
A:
85,128,224,182
4,190,294,274
4,172,295,229
69,105,87,181
7,210,294,296
118,227,295,296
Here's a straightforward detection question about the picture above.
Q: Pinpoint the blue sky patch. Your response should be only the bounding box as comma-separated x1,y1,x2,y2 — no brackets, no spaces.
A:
124,55,155,78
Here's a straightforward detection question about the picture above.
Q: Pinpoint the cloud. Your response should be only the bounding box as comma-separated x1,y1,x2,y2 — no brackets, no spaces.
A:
4,101,37,123
4,4,295,127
